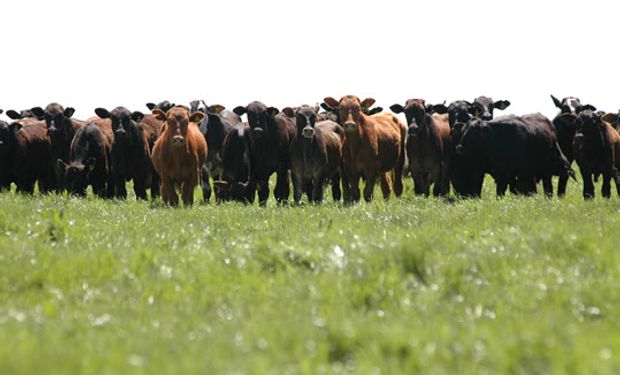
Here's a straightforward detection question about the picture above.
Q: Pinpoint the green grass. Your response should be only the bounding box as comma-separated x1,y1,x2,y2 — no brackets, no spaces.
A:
1,178,620,374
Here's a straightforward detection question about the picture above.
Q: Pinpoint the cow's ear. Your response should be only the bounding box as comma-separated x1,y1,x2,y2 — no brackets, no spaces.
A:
64,107,75,118
313,104,320,114
266,107,279,117
233,106,247,116
390,104,405,114
320,103,336,113
86,157,96,172
6,110,21,119
577,104,597,112
31,107,45,119
152,109,167,121
208,104,225,114
0,109,2,115
131,111,144,122
601,113,620,126
9,123,23,133
282,107,295,118
146,102,156,110
367,107,383,115
360,98,376,110
431,104,449,114
323,97,340,108
550,95,562,109
189,111,205,123
95,108,110,119
494,100,510,110
56,159,68,172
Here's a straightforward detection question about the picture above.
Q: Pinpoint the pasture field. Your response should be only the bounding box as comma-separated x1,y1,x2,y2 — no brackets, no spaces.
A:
1,178,620,374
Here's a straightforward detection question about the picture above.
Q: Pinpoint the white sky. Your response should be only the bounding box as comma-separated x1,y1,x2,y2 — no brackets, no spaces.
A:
2,0,619,121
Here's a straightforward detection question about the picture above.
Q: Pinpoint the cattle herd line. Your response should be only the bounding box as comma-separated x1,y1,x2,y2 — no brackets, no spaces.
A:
1,94,619,206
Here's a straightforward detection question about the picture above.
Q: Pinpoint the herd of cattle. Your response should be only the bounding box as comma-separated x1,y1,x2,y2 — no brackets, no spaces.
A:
1,94,619,206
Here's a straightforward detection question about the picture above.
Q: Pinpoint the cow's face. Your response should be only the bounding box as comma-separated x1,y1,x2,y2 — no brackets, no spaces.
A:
295,105,319,139
233,102,278,139
575,110,604,138
551,95,582,114
471,96,510,120
6,109,38,120
30,103,75,140
95,107,144,144
0,120,9,151
456,119,487,158
58,158,95,196
447,100,473,128
390,99,426,136
154,107,203,147
323,96,375,133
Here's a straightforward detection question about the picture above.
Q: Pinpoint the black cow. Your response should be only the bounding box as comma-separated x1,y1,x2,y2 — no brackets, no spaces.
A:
95,107,158,200
57,119,113,197
286,105,343,203
0,111,12,190
189,100,242,202
213,123,255,203
5,109,42,123
471,96,511,121
550,95,597,196
233,101,297,206
30,103,84,191
455,114,574,197
145,101,175,113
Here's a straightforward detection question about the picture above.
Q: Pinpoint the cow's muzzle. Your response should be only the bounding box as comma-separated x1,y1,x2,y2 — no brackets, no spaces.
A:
302,127,315,138
408,124,419,136
251,128,265,138
172,136,185,146
344,122,357,132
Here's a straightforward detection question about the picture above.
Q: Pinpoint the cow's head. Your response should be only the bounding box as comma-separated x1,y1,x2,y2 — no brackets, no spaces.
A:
323,95,377,133
445,100,473,128
0,119,9,150
286,105,320,139
455,118,487,158
550,95,584,114
146,100,175,113
30,103,75,140
57,158,96,196
320,100,382,122
233,101,278,139
575,109,605,138
5,109,39,120
602,111,620,131
153,106,203,147
95,107,144,144
471,96,510,120
390,99,448,137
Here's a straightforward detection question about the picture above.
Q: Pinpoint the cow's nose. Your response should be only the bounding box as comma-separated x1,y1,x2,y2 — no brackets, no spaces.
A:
344,122,356,132
408,125,418,136
302,127,315,138
456,144,465,155
172,135,185,145
481,114,492,120
251,128,265,138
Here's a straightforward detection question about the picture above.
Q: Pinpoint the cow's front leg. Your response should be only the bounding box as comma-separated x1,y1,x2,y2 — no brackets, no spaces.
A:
274,168,290,205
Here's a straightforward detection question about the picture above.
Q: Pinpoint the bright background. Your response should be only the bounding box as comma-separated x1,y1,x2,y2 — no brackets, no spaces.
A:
1,0,618,120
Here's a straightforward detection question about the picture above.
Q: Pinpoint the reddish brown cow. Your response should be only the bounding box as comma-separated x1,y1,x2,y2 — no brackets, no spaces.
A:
390,99,452,196
151,106,207,206
323,95,406,202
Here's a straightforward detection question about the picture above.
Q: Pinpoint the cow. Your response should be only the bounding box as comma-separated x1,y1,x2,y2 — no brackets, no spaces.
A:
0,111,12,190
57,118,113,197
212,123,255,203
390,99,451,196
550,95,597,196
30,103,85,191
455,114,574,197
556,110,620,199
189,100,242,202
232,101,297,206
286,105,344,204
94,107,159,200
5,109,42,125
7,121,57,194
151,106,207,206
323,95,405,202
470,96,511,121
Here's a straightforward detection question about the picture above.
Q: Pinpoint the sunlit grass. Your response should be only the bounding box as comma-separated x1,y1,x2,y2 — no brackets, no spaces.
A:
1,177,619,374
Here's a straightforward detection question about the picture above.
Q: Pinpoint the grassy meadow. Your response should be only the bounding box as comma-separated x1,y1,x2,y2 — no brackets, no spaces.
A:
1,177,620,374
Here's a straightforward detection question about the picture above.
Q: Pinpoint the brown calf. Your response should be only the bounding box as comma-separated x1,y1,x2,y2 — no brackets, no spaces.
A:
323,95,406,202
151,106,207,206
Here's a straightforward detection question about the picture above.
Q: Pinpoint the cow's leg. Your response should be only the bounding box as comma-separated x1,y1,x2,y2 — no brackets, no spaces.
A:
181,179,196,206
115,173,128,199
133,171,148,201
331,173,342,202
257,180,270,207
581,169,594,199
349,174,361,202
150,164,160,199
602,171,612,198
274,168,290,205
312,177,326,204
557,175,568,197
363,173,377,202
292,173,303,204
161,177,177,206
495,175,509,197
542,176,553,198
201,164,211,203
379,172,391,200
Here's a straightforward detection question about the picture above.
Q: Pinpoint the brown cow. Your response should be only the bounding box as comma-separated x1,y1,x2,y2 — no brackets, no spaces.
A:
390,99,451,196
151,106,207,206
323,95,406,202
